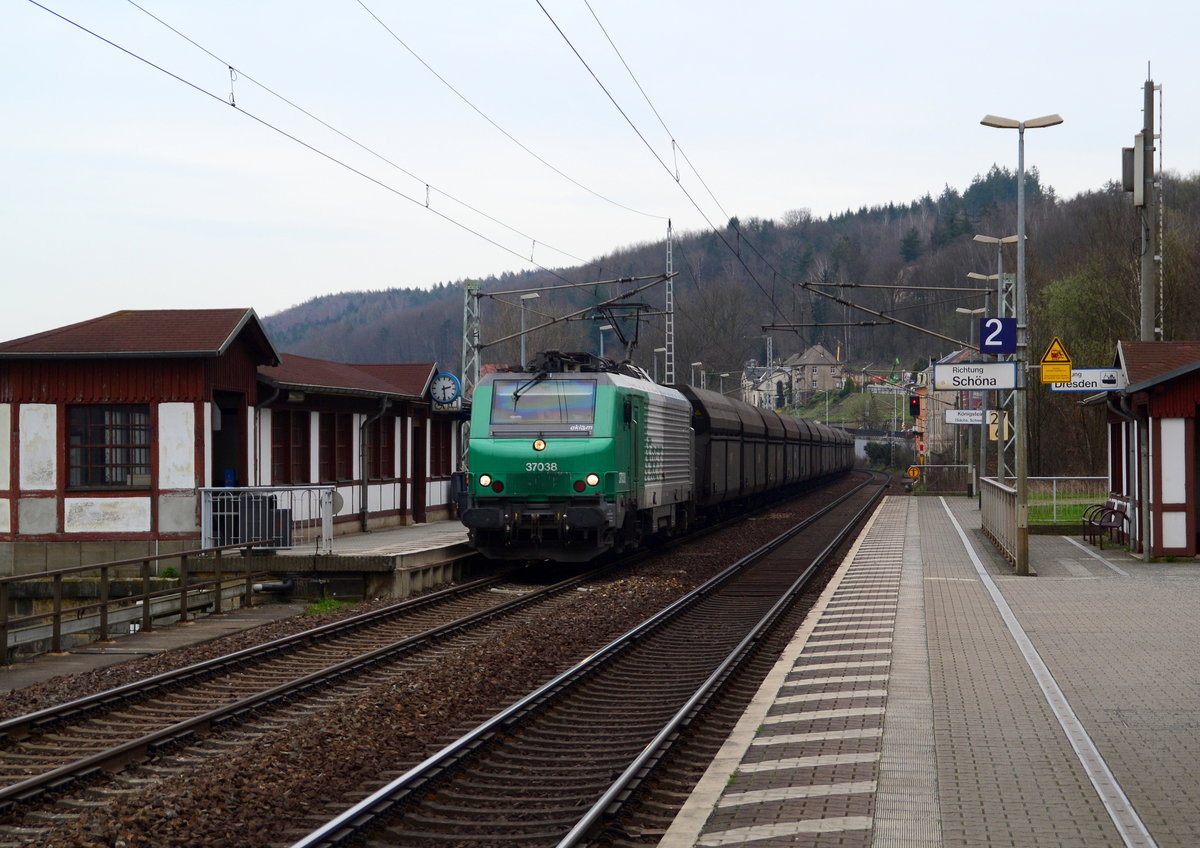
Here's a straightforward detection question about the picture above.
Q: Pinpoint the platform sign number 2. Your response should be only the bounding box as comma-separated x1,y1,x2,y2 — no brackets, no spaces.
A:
979,317,1016,354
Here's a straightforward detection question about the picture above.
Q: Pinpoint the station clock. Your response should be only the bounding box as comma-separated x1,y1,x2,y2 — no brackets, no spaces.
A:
430,372,462,404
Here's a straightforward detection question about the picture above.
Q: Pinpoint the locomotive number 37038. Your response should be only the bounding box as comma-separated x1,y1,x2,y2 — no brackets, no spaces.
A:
526,462,558,471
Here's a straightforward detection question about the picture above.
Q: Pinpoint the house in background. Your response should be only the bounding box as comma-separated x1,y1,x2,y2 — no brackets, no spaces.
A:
741,361,791,409
0,309,464,576
921,348,984,463
783,343,845,403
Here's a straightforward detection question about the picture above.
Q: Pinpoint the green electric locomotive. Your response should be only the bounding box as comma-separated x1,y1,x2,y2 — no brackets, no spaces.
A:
461,351,694,561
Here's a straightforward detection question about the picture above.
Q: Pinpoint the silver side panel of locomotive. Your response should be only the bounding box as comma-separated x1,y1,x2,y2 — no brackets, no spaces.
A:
610,374,694,511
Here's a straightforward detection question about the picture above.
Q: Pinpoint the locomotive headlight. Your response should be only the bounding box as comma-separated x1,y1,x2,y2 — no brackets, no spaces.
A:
478,474,493,488
585,473,600,487
533,439,547,451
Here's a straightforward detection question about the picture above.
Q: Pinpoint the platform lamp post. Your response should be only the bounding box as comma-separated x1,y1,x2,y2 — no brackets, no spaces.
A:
598,324,613,358
957,306,986,499
653,347,667,383
967,271,999,289
981,112,1063,575
971,234,1019,304
519,292,540,367
690,361,703,388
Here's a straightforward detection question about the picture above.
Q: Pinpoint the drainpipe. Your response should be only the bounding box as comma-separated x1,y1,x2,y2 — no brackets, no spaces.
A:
1109,394,1151,561
359,397,392,532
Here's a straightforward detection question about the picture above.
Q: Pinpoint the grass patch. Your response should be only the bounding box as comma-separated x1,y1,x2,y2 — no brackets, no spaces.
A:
304,597,353,616
1028,503,1091,525
1026,493,1104,525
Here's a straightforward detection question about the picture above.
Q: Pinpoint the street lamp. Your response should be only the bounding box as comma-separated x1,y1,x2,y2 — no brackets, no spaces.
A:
598,324,613,359
719,372,730,395
955,306,986,347
981,112,1063,575
972,235,1019,305
690,361,703,388
653,347,667,382
519,292,540,367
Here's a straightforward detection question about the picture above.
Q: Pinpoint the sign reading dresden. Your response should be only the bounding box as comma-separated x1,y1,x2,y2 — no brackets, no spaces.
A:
1050,369,1127,392
932,362,1017,390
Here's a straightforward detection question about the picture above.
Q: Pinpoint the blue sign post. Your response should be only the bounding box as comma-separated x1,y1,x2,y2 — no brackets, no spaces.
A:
979,317,1016,354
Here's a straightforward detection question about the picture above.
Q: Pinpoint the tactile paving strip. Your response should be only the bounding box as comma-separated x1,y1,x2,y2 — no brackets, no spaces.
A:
672,497,912,847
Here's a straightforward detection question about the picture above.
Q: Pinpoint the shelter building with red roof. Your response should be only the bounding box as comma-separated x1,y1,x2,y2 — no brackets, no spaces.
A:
0,309,464,575
1101,340,1200,558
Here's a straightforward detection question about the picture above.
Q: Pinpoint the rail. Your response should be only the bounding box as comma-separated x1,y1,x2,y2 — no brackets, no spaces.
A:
558,474,886,847
2,541,276,659
288,474,886,848
200,486,336,554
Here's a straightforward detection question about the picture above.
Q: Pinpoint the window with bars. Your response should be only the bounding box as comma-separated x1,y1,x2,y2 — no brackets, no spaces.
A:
68,405,152,488
318,413,356,482
271,410,311,484
429,419,453,477
366,417,395,480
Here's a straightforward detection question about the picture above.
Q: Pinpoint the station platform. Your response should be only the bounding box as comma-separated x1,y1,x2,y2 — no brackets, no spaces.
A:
1,520,472,690
256,518,474,598
660,495,1199,848
278,519,469,559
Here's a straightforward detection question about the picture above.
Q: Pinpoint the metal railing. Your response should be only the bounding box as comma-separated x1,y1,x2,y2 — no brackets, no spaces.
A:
2,542,276,659
200,486,336,554
908,463,969,494
1026,476,1109,524
981,476,1017,563
980,475,1109,567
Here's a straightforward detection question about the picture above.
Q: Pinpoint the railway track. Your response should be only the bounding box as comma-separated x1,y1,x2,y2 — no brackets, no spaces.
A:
290,472,887,848
0,565,611,840
0,474,884,847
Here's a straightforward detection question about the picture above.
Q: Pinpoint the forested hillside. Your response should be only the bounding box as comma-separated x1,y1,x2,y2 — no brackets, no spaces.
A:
262,167,1200,475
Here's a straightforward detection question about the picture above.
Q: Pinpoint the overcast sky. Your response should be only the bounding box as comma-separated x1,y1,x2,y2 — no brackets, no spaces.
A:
3,0,1195,343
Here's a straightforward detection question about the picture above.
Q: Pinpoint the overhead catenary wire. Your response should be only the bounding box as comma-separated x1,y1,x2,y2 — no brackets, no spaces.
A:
582,0,732,223
578,2,973,351
354,0,667,222
540,1,796,337
120,0,591,269
28,0,593,288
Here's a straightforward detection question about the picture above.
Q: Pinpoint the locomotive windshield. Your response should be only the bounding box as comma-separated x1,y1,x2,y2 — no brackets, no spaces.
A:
490,379,596,432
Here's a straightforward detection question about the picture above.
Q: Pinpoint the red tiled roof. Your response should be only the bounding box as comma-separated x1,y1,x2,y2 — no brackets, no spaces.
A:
0,308,279,364
261,354,436,399
1118,340,1200,391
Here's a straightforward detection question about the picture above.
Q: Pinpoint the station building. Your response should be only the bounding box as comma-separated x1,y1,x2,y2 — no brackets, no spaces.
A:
1102,340,1200,558
0,309,464,576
